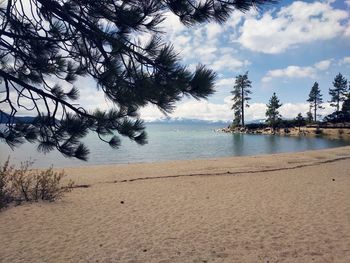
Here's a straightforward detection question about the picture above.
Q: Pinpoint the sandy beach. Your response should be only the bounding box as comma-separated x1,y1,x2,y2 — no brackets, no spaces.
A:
1,146,350,262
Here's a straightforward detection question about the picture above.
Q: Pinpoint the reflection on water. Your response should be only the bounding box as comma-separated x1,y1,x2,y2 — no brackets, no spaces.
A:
231,134,245,156
265,135,279,154
0,123,349,168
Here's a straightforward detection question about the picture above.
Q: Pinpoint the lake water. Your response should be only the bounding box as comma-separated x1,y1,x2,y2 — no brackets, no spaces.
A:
1,123,349,168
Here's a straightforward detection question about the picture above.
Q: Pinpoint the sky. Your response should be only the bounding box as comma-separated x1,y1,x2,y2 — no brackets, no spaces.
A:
140,0,350,122
49,0,350,122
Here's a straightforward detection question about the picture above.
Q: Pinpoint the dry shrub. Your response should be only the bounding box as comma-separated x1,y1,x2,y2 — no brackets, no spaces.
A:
0,159,15,208
0,158,74,209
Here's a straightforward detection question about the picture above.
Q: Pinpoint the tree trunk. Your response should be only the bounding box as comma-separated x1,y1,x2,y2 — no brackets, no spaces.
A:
336,91,340,119
314,100,317,122
241,86,244,127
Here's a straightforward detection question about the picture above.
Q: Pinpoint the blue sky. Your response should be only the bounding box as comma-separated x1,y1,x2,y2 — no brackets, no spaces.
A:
74,0,350,121
134,0,350,121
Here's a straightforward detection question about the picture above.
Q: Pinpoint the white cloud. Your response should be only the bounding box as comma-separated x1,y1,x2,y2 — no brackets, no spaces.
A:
140,100,232,122
206,23,224,39
225,10,246,28
314,59,332,71
346,0,350,7
262,59,332,82
280,103,309,119
160,12,186,35
216,78,234,88
344,24,350,38
140,99,267,122
237,1,349,54
139,98,335,122
175,35,191,46
341,56,350,65
262,66,316,83
139,105,165,121
211,55,250,71
245,103,267,121
280,102,334,119
157,10,250,74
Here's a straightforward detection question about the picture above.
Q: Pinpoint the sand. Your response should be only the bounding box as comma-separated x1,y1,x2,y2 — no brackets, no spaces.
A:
1,146,350,262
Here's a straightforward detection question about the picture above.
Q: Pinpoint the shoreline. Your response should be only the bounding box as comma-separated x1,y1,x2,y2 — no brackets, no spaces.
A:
1,146,350,262
63,144,350,170
218,126,350,140
34,138,350,169
61,145,350,186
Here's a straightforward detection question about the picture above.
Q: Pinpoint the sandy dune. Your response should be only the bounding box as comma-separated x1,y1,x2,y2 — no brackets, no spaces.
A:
1,147,350,262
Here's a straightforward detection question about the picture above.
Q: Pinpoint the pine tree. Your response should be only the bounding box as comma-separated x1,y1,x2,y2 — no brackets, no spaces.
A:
232,111,241,128
295,113,305,132
265,92,282,131
329,73,348,120
0,0,275,160
341,94,350,121
231,72,252,127
307,82,324,122
306,111,313,124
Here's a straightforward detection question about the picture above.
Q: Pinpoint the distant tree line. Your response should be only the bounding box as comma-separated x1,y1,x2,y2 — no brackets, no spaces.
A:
231,72,350,130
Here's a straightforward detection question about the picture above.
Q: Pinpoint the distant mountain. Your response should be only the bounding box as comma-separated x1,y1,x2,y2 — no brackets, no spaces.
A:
146,117,230,125
0,112,265,126
0,112,35,124
146,117,269,125
246,119,266,124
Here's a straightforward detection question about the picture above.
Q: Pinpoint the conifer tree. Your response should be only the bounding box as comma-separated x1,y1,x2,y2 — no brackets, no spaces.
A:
306,111,313,124
0,0,275,160
340,94,350,121
232,111,241,128
231,72,252,127
329,73,348,120
265,92,282,131
307,82,324,122
295,113,305,132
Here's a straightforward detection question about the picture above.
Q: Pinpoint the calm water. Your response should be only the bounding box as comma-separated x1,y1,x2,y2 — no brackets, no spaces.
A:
1,123,349,168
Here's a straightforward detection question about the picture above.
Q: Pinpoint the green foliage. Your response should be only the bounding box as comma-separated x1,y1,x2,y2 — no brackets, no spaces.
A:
295,113,306,131
265,92,282,130
326,94,350,122
231,72,252,127
329,73,348,119
277,119,296,129
306,111,313,124
0,0,276,160
341,94,350,120
307,82,324,122
0,158,73,210
232,112,241,128
245,123,268,130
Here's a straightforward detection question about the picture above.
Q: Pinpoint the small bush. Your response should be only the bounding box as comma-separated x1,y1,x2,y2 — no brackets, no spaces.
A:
245,123,268,130
0,158,73,210
0,159,14,208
